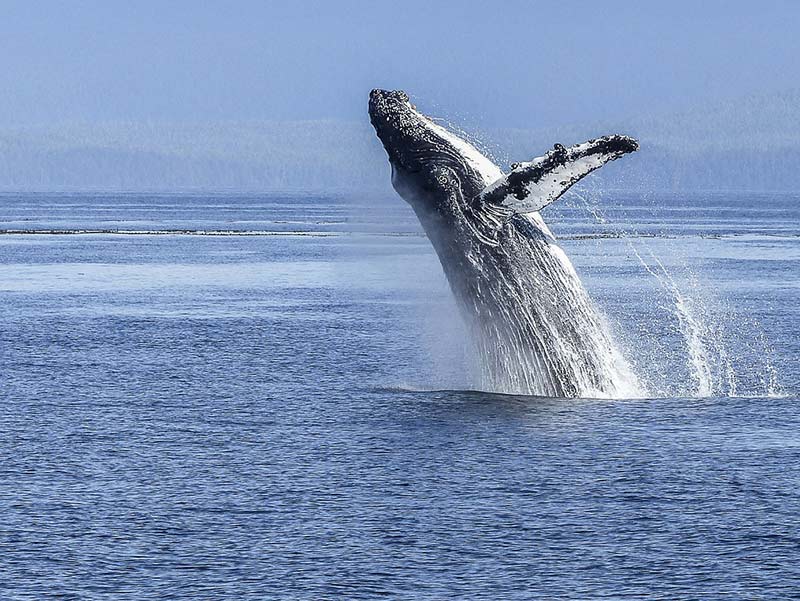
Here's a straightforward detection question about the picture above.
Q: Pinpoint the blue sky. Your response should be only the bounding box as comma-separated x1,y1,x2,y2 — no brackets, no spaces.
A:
1,0,798,128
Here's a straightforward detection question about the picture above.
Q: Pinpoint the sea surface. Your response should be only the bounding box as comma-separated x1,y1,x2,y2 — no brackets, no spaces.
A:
1,191,798,599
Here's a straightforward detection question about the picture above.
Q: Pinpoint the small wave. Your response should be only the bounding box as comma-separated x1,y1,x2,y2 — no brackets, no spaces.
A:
377,385,793,402
0,228,431,239
562,231,800,241
375,384,558,399
0,228,345,237
564,232,668,240
375,385,654,401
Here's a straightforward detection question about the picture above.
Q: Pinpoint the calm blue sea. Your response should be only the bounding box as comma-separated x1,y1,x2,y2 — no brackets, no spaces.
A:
1,191,798,598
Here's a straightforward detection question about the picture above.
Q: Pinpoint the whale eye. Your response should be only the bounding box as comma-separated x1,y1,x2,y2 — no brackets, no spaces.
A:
510,162,520,170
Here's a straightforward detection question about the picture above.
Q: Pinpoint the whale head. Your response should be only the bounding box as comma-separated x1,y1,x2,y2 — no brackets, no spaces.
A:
368,89,502,226
369,88,639,249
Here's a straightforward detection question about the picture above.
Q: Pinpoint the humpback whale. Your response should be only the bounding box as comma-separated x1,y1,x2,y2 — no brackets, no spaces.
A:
369,89,642,398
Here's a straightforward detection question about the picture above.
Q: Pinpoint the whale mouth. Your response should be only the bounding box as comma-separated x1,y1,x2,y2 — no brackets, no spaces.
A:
368,89,423,171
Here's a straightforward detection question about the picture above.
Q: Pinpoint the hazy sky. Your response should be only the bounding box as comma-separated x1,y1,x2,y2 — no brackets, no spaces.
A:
2,0,798,128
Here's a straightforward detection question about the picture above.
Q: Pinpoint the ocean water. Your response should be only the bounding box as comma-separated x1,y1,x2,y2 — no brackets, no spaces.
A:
1,191,798,598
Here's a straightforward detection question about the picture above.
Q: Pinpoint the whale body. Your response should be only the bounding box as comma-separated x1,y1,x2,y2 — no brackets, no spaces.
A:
369,89,642,398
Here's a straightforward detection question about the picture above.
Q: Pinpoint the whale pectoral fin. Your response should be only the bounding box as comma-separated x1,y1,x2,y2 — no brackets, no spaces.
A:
480,135,639,214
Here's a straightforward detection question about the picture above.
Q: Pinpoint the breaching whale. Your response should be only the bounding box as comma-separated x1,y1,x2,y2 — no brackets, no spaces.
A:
368,89,642,398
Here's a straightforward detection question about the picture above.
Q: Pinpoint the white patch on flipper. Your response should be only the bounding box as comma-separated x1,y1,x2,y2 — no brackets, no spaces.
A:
502,154,605,213
481,139,632,215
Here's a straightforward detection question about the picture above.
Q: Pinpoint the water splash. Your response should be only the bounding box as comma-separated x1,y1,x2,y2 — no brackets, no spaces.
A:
569,188,782,398
629,246,715,396
446,211,646,400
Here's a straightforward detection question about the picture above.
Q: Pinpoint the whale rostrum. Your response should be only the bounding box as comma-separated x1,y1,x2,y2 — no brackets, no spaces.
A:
368,89,643,398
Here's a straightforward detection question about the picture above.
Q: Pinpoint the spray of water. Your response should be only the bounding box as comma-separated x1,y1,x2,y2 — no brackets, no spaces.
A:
629,246,715,396
436,209,648,400
569,188,782,398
